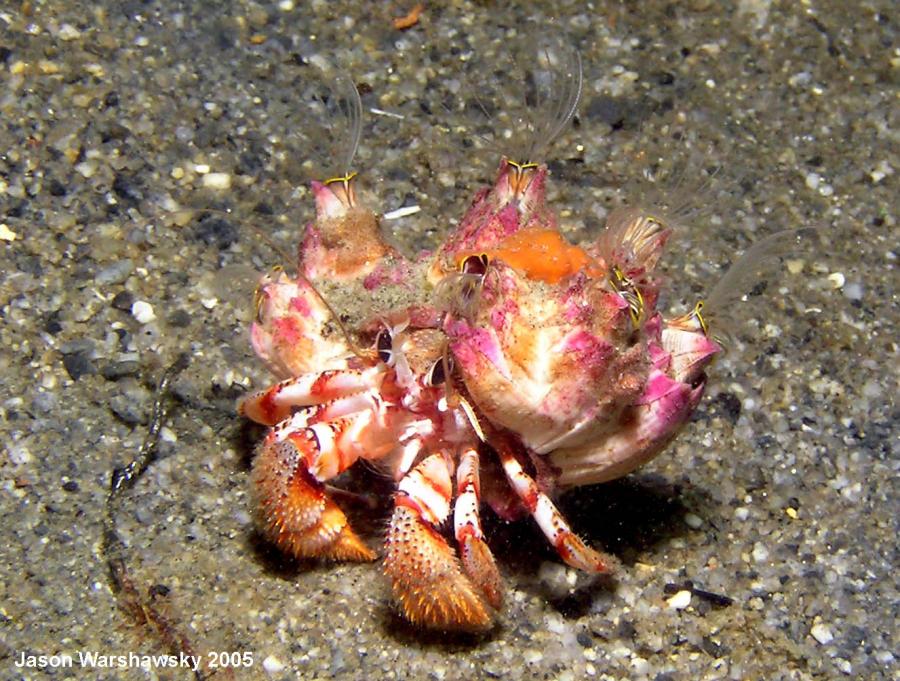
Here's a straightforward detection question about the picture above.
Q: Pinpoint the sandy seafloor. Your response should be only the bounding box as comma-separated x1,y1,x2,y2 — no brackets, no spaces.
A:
0,1,897,680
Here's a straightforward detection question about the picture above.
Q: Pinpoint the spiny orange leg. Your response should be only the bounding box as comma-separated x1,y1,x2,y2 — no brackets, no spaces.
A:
384,454,493,632
496,441,615,574
238,366,384,426
454,446,503,608
251,412,377,563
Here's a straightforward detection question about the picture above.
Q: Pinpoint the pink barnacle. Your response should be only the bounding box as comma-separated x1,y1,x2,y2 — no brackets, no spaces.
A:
648,341,671,371
495,204,521,240
559,329,615,378
635,369,687,406
563,302,583,322
561,328,597,353
446,318,511,380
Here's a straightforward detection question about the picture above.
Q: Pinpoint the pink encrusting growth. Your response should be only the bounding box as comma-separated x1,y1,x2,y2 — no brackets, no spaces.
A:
250,270,350,379
444,318,511,381
288,295,311,316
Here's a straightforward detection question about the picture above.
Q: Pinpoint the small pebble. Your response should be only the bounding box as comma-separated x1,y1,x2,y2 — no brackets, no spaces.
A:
58,23,82,41
842,281,863,300
523,649,543,664
0,223,17,241
752,542,769,564
62,351,96,380
167,309,191,327
785,258,804,274
684,513,703,529
8,444,33,465
59,338,95,355
667,590,692,610
96,259,134,285
811,622,834,645
111,290,135,311
110,380,151,424
202,172,232,189
101,360,140,381
131,300,156,323
262,655,285,674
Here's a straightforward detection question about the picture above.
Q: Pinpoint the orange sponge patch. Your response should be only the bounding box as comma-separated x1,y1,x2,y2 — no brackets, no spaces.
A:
480,228,603,284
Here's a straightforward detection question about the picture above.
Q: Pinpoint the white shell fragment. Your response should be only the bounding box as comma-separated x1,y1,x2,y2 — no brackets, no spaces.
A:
811,622,834,645
0,224,17,241
383,205,421,220
202,172,232,189
827,272,845,289
262,655,286,674
667,589,692,610
131,300,156,323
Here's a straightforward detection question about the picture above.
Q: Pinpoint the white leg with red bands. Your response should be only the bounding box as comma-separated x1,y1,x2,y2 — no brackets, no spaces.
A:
384,453,493,631
238,366,385,425
454,447,503,608
497,444,614,574
397,453,453,526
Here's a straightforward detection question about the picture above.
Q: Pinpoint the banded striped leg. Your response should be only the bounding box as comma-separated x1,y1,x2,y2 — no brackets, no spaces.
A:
238,366,385,426
251,411,381,562
454,447,503,608
496,442,615,574
384,454,493,631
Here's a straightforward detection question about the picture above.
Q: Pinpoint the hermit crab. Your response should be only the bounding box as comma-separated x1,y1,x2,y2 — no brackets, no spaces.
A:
237,42,805,631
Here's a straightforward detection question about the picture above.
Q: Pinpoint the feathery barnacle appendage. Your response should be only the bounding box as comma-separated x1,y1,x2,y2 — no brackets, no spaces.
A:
300,68,364,183
675,227,817,339
461,31,583,165
518,35,583,163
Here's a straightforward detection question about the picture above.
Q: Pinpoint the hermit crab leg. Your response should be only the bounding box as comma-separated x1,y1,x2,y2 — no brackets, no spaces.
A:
238,366,385,426
495,439,615,574
251,407,401,563
454,446,503,608
384,453,493,631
